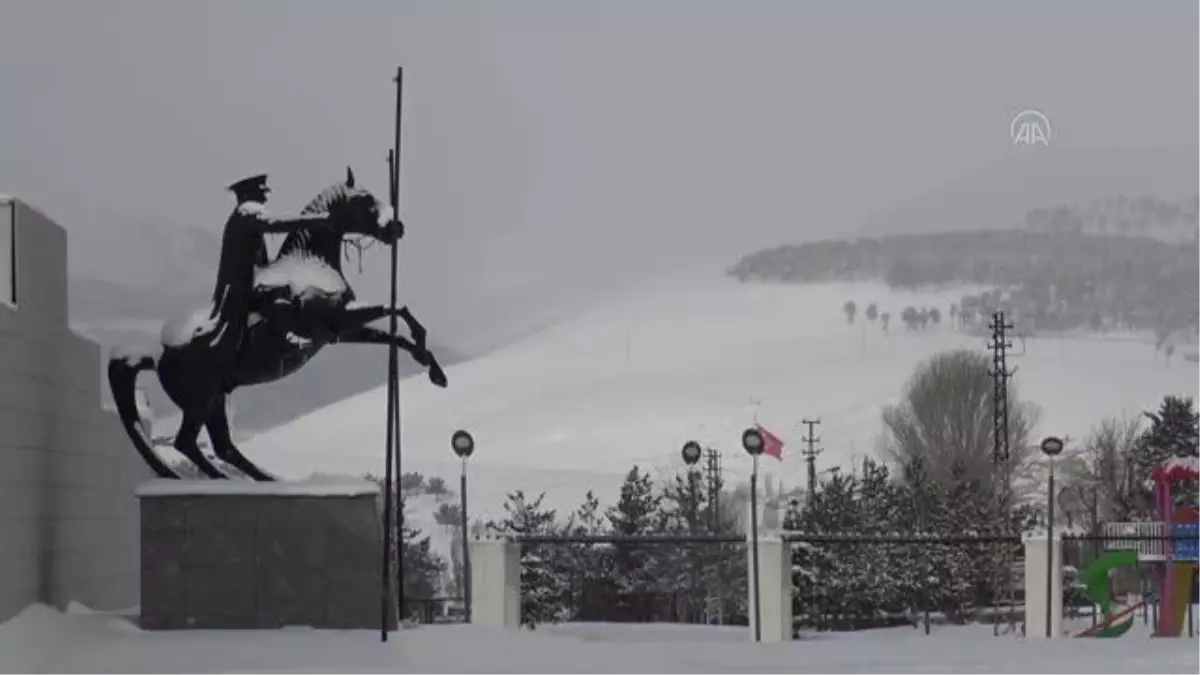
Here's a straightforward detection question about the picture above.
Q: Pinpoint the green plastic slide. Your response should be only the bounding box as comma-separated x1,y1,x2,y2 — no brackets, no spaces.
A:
1076,549,1140,638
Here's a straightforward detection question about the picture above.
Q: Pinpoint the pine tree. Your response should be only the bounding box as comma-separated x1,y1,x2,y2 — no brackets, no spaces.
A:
855,459,904,619
362,474,448,614
785,469,860,629
930,479,984,623
703,483,750,625
402,516,445,601
658,470,709,621
606,466,665,620
660,470,707,534
486,490,570,625
1132,396,1199,511
899,455,940,627
565,490,617,621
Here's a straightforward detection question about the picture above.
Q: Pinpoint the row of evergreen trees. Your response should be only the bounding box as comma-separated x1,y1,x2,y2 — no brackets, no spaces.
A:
469,455,1038,631
482,466,751,626
782,458,1035,630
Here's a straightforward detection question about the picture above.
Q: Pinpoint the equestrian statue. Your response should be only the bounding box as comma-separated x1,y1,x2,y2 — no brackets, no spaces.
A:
108,168,447,481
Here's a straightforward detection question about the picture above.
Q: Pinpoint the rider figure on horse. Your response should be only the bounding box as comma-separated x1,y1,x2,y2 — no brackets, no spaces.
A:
214,174,315,363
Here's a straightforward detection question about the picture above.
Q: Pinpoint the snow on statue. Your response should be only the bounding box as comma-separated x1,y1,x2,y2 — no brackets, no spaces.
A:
107,169,447,481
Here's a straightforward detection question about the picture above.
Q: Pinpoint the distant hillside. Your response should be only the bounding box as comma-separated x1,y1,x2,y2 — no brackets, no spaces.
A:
1024,194,1198,243
66,219,220,296
728,228,1197,338
856,146,1198,237
70,275,207,324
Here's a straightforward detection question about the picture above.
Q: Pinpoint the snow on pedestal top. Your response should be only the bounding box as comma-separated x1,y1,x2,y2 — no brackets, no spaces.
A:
135,477,379,498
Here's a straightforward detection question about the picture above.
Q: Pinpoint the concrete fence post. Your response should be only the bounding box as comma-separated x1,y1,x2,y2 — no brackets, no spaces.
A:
747,535,793,642
469,536,520,628
1023,533,1063,639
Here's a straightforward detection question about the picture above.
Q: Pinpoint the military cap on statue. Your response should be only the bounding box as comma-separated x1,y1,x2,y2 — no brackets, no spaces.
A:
227,174,271,202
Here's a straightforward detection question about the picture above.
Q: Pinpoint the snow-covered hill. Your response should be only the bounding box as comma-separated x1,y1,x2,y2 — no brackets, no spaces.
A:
243,277,1199,523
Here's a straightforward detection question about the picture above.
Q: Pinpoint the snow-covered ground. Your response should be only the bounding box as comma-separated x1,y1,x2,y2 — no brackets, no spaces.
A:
239,278,1197,527
1,603,1195,673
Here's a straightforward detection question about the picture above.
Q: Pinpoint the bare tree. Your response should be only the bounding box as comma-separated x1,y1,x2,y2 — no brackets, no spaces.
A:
1057,415,1143,528
881,350,1040,498
400,472,426,494
434,502,462,528
843,300,858,324
426,476,450,500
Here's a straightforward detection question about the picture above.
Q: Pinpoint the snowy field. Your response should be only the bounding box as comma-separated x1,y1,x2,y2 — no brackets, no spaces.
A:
241,277,1198,527
1,603,1195,674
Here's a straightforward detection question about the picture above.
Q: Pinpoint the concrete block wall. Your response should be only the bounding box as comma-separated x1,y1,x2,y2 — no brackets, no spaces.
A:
0,197,151,622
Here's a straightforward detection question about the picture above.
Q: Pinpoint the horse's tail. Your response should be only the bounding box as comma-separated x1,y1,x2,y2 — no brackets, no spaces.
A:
107,347,177,479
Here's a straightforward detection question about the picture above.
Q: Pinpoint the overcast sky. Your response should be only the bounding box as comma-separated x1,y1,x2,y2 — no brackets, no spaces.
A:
1,0,1196,346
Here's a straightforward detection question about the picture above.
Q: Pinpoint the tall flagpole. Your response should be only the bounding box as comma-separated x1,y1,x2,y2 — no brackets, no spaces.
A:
380,66,405,642
391,66,406,630
380,148,396,642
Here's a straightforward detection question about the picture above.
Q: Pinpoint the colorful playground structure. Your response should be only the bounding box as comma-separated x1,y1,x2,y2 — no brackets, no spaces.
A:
1076,457,1199,638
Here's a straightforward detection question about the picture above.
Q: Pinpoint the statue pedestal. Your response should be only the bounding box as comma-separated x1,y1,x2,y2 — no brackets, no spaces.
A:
136,479,397,631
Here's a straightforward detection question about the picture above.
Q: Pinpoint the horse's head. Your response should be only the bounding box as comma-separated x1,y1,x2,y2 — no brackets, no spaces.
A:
279,167,396,273
300,166,383,237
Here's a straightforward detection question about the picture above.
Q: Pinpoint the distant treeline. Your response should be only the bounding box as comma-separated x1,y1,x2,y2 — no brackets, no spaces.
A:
728,229,1198,335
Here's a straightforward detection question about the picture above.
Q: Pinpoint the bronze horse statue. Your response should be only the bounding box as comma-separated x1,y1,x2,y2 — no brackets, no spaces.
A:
108,169,446,480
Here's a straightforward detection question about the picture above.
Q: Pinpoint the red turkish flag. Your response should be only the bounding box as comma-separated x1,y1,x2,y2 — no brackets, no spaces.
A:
756,424,785,461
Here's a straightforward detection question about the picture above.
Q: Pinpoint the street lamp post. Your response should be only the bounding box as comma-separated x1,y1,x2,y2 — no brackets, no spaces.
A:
451,429,475,623
1040,435,1064,639
682,441,702,622
682,441,703,529
742,427,765,643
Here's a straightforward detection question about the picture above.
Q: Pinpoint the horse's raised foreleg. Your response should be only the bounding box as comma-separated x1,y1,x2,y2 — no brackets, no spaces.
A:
173,412,229,479
337,325,448,387
337,302,421,329
205,394,276,482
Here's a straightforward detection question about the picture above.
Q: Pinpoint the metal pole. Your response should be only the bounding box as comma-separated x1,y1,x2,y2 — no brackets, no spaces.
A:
1159,480,1174,637
390,66,406,626
1188,594,1194,638
380,147,397,643
750,455,762,643
688,469,699,622
460,457,472,623
1045,457,1055,638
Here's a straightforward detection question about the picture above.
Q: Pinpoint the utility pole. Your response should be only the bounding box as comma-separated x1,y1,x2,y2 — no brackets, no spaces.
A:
702,446,724,625
987,311,1015,464
800,419,822,503
986,310,1019,635
703,447,722,531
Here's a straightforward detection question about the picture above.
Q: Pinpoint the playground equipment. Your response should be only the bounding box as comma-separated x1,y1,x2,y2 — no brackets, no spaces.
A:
1075,549,1143,638
1084,456,1198,638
